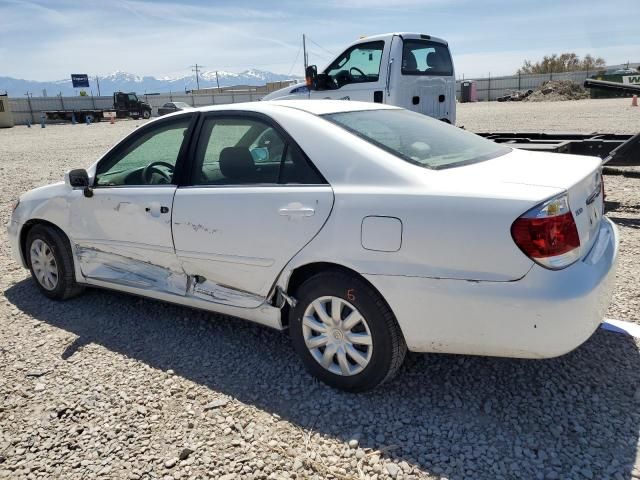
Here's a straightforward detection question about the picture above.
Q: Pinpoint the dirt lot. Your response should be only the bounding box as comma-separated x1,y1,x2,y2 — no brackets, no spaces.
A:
457,97,640,133
1,100,639,480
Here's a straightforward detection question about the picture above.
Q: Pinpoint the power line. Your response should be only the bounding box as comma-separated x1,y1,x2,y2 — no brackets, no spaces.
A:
287,44,302,76
306,37,336,57
190,63,204,90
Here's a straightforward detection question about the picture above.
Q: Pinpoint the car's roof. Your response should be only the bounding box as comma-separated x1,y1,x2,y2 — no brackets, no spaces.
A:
170,99,400,117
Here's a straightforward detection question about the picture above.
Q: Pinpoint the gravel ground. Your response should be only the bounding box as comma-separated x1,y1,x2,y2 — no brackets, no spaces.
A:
457,97,640,133
1,108,639,480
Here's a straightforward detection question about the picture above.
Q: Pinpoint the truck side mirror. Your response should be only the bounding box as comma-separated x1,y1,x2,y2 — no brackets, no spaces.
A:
305,65,318,89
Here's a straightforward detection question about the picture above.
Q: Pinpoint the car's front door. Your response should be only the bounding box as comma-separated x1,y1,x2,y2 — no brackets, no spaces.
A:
310,40,387,103
69,114,196,294
172,113,334,308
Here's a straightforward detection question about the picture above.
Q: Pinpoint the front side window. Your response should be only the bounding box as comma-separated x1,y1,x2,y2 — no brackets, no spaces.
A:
95,117,191,186
325,41,384,88
192,116,324,186
401,40,453,76
324,109,510,169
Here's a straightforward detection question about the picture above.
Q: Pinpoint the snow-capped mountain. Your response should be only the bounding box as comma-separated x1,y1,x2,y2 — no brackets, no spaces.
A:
0,69,302,97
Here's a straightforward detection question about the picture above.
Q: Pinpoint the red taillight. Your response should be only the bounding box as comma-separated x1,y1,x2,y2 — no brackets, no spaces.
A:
511,194,581,270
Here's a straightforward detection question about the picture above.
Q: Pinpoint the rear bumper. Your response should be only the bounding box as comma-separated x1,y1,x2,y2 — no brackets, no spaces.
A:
365,217,619,358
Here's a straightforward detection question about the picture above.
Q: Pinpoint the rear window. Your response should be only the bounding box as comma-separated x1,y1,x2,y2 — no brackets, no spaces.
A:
402,39,453,76
323,109,510,170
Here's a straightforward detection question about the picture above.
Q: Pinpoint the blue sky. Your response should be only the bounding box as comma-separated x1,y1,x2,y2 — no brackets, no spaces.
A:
1,0,638,80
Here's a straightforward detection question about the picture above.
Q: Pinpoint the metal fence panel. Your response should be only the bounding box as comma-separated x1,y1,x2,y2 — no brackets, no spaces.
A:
8,92,268,125
457,70,595,101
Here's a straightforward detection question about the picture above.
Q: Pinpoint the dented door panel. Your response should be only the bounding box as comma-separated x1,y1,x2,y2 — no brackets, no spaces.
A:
76,244,187,294
172,186,334,304
69,187,182,291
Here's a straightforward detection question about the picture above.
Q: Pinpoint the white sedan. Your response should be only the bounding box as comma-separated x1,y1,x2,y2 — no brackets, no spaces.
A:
7,100,618,391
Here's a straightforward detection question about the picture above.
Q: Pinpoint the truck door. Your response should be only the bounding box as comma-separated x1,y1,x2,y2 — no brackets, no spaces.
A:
310,40,388,104
388,37,456,124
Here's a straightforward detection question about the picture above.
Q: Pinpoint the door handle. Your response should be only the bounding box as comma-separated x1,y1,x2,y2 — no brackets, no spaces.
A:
145,206,169,213
279,207,315,217
144,204,170,216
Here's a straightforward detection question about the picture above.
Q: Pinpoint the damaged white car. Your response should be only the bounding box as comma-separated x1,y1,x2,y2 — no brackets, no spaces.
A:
8,100,618,391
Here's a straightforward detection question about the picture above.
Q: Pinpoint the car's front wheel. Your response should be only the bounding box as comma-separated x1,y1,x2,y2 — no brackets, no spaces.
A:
26,225,84,300
289,271,406,392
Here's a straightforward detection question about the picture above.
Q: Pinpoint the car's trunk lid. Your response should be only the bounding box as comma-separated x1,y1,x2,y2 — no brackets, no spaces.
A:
438,148,604,259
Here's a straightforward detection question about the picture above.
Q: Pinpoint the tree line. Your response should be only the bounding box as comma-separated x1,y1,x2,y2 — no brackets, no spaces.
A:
518,53,606,74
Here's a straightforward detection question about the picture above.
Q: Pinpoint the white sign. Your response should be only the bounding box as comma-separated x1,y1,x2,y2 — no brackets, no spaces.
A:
622,75,640,85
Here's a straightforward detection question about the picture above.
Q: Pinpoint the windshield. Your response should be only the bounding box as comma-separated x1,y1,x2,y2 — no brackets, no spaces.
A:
323,109,511,169
402,39,453,76
173,102,191,108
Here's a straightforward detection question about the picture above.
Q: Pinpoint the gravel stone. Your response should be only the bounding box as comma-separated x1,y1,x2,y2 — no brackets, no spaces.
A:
386,462,401,478
203,398,230,411
179,448,193,461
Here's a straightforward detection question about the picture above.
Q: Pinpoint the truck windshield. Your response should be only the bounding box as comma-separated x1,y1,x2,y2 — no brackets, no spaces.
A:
323,109,510,169
402,39,453,76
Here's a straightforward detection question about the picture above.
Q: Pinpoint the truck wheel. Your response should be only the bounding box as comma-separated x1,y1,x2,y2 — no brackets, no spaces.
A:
26,225,84,300
143,110,151,119
289,271,407,392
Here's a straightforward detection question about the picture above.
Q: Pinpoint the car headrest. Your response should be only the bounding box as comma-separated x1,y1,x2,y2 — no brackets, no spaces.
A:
403,51,418,72
219,147,256,181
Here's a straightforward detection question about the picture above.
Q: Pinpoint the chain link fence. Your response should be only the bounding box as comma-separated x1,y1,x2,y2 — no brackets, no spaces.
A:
7,91,266,125
455,70,597,101
6,70,603,124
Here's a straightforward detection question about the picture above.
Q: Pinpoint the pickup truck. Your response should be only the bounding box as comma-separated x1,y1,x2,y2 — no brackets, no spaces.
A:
263,32,457,124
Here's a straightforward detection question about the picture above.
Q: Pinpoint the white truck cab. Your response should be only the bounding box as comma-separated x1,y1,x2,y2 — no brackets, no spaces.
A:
263,33,456,124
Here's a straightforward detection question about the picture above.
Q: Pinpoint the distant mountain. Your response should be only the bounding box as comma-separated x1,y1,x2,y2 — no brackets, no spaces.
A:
0,69,302,97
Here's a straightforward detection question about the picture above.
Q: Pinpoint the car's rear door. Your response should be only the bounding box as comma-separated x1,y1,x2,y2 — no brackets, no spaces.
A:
69,113,197,294
171,112,334,307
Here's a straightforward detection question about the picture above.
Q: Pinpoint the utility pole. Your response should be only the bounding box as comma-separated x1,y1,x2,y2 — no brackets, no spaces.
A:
215,71,220,90
190,64,204,90
302,34,308,72
95,75,101,96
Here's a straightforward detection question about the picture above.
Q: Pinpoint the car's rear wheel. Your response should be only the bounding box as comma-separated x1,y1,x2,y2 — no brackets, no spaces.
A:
289,271,406,392
26,225,84,300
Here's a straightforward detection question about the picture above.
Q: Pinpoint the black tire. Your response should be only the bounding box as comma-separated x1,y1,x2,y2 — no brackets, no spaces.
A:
289,271,406,392
142,110,151,119
26,225,84,300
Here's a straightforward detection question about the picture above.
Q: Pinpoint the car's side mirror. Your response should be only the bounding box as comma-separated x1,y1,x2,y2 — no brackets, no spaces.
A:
305,65,318,90
68,169,89,187
67,169,93,198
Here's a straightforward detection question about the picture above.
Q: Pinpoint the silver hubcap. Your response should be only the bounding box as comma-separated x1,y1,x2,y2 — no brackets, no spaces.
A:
30,239,58,291
302,296,373,376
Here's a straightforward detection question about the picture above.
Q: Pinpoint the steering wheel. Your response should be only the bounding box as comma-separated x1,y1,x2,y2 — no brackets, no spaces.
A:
142,161,174,184
349,67,366,79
